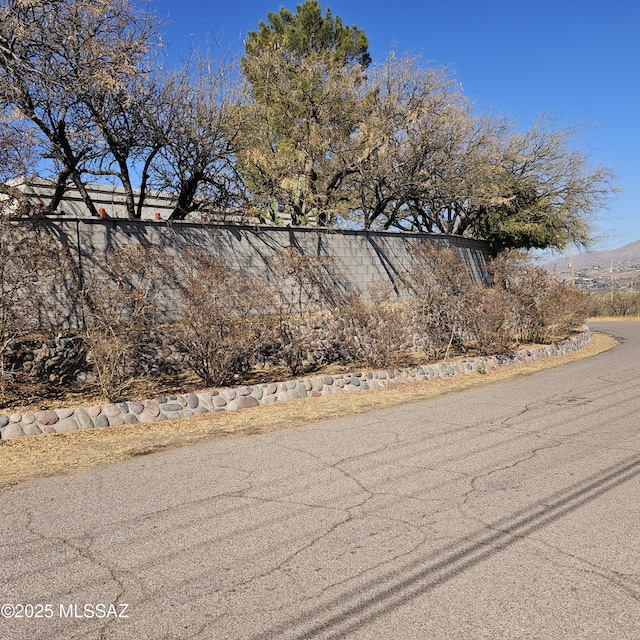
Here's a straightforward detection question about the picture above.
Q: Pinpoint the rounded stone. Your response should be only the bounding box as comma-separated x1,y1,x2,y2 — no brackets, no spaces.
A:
0,416,9,428
86,406,102,418
296,384,308,398
107,416,125,427
74,408,94,430
36,409,59,425
103,404,121,418
23,424,42,436
237,386,252,396
1,423,24,439
195,406,210,415
138,412,157,423
186,394,199,409
129,401,144,414
9,413,22,423
118,402,130,414
22,413,36,425
304,379,312,391
277,392,289,402
322,376,334,385
159,403,183,413
213,396,227,408
267,383,278,395
350,377,361,387
183,409,193,418
311,378,323,392
55,408,75,419
143,401,160,417
222,389,236,401
226,401,239,411
94,414,109,428
123,414,139,424
251,386,264,401
238,396,260,409
54,418,78,433
41,425,56,434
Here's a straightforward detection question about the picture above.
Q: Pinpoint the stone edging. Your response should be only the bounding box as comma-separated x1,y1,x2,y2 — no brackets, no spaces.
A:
0,329,592,440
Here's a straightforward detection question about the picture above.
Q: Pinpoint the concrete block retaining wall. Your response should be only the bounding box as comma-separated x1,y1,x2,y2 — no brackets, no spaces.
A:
29,219,491,329
0,329,592,440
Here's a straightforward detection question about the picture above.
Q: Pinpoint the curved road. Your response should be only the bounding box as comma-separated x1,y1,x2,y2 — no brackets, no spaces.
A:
1,321,639,639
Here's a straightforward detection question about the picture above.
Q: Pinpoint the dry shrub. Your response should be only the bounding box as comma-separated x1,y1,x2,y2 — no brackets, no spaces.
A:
170,249,274,387
81,245,167,401
489,250,587,343
588,289,640,317
338,282,410,368
403,240,475,358
268,248,351,375
539,283,588,340
0,218,69,398
463,283,513,355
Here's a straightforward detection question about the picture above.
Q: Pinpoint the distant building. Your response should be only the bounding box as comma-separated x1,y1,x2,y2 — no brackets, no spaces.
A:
7,176,260,224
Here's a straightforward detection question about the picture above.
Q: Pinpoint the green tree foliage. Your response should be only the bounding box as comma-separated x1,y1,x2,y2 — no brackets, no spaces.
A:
242,0,370,81
239,1,371,225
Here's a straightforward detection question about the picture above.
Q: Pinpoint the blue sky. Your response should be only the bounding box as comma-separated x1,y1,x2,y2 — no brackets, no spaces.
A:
151,0,639,251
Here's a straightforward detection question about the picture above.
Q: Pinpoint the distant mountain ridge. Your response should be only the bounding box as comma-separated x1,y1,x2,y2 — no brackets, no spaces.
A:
545,240,640,274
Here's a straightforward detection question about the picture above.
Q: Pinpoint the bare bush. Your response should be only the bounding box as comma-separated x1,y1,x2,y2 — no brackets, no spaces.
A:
81,245,168,401
268,248,352,375
489,250,588,343
0,218,69,398
463,283,513,355
170,249,274,387
338,283,411,368
588,289,640,318
403,241,475,359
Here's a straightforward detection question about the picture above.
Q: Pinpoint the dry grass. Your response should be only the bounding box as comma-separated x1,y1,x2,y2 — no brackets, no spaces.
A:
587,315,640,322
0,332,617,492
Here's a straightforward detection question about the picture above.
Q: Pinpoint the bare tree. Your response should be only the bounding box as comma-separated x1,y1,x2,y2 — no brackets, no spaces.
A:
346,52,465,230
149,54,248,221
0,0,166,217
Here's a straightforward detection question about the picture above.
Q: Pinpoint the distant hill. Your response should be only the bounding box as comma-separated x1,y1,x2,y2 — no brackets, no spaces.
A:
545,240,640,273
544,240,640,291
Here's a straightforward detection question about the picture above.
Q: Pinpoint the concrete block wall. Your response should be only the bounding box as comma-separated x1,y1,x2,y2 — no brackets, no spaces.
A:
20,219,492,329
48,217,490,278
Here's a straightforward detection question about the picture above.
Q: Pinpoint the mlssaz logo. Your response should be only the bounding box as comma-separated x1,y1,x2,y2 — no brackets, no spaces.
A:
59,603,129,619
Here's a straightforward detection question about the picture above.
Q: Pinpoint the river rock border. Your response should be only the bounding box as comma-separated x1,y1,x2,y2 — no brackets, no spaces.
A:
0,329,592,440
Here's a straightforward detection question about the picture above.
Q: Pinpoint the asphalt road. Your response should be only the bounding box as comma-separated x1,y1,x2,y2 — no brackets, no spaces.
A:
1,321,639,640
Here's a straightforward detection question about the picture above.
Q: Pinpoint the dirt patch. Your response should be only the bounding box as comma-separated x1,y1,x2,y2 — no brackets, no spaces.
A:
0,332,617,492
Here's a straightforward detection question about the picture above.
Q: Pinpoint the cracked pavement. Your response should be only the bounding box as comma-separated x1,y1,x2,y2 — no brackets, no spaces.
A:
1,321,639,639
